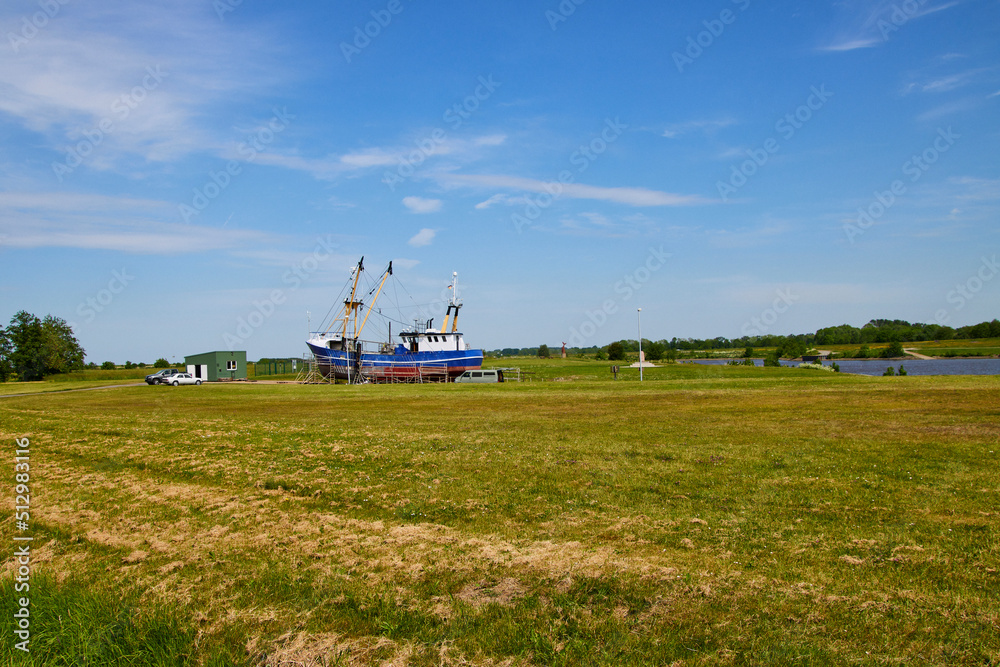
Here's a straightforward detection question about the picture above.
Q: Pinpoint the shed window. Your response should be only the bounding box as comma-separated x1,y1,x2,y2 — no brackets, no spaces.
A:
226,360,238,371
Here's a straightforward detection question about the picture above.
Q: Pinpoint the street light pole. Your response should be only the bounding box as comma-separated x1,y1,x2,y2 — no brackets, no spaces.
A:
638,308,643,382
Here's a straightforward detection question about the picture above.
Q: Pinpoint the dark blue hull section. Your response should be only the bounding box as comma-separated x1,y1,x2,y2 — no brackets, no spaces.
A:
307,342,483,381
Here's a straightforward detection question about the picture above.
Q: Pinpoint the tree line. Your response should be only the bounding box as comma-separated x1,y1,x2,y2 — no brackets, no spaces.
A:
489,318,1000,359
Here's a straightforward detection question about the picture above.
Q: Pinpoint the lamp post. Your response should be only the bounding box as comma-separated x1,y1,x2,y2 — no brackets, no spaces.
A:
637,308,643,382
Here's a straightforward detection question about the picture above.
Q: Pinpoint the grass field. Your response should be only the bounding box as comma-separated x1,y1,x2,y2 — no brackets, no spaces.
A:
1,362,998,665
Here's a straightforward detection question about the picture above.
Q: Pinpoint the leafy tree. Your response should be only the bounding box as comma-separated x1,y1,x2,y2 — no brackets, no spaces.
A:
101,361,116,370
153,358,170,368
537,344,551,359
607,341,626,361
124,361,135,369
8,311,46,381
645,341,665,362
743,346,755,359
763,350,781,367
0,326,12,382
39,315,85,374
3,312,85,380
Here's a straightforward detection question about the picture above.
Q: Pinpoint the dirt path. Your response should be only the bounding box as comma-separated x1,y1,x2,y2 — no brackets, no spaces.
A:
904,348,935,360
0,382,145,399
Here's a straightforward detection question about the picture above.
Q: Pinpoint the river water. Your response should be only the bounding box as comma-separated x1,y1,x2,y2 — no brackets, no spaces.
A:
687,358,1000,376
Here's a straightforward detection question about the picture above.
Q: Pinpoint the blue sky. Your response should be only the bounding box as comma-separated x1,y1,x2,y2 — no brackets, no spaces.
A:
1,0,998,362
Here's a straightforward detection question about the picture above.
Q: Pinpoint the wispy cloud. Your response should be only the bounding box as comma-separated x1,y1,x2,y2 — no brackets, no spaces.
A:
0,1,290,170
403,197,443,214
901,67,993,95
663,118,737,139
556,212,660,238
443,174,707,207
0,191,269,253
245,134,507,182
474,193,532,210
819,1,963,53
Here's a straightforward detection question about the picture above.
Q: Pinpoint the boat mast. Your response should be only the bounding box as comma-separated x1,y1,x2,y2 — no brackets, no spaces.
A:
341,257,365,340
440,271,462,333
356,261,392,338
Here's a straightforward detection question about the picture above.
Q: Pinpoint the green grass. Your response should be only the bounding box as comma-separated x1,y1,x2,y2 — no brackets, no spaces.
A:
1,363,998,665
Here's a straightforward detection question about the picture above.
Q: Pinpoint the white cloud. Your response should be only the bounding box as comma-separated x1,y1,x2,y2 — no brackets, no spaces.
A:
474,193,532,210
662,118,737,138
403,197,443,214
473,134,507,146
818,37,881,53
340,149,401,168
444,174,707,207
407,228,437,247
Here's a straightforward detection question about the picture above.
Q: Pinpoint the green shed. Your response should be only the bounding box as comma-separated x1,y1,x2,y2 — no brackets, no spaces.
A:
184,351,247,382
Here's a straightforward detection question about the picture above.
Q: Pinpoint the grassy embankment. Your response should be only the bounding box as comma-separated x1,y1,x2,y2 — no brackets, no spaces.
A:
1,362,998,665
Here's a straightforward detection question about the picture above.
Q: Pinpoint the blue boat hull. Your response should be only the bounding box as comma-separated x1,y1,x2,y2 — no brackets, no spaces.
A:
307,342,483,381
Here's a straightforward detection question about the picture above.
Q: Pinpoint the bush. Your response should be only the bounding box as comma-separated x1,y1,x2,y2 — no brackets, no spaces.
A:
763,351,781,367
883,366,896,376
607,342,626,361
153,358,170,368
101,361,116,370
537,344,551,359
881,341,905,358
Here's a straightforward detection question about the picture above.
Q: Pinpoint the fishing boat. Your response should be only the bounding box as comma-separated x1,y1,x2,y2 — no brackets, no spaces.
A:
306,257,484,382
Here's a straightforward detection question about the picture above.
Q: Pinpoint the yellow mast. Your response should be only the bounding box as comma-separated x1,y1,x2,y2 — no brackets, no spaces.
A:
356,262,392,338
339,257,364,339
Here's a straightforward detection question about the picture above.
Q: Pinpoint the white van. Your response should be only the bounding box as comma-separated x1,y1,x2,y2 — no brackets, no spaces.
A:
454,369,504,383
